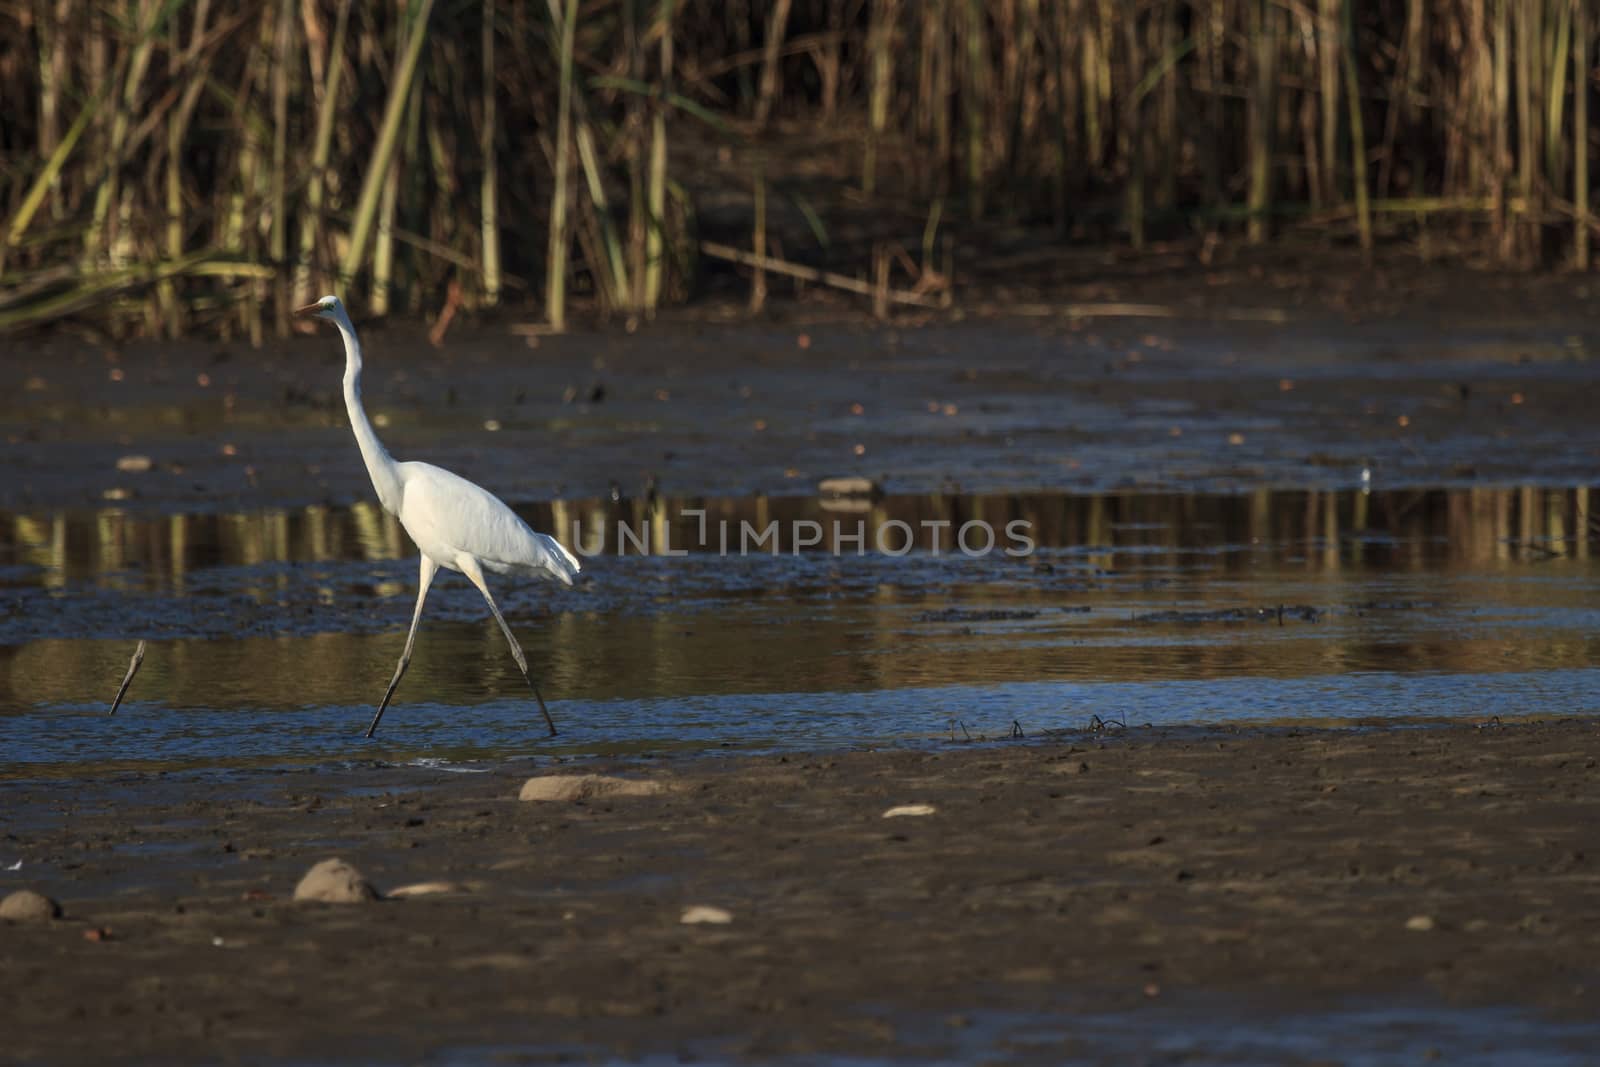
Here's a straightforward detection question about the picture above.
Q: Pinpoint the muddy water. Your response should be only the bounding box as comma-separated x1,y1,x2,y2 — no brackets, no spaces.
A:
857,997,1600,1066
2,485,1595,778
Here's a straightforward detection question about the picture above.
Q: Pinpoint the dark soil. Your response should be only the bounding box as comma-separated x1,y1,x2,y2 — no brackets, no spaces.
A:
4,255,1600,516
3,720,1598,1063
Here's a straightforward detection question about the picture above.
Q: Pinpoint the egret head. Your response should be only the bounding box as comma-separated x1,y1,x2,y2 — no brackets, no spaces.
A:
296,294,343,321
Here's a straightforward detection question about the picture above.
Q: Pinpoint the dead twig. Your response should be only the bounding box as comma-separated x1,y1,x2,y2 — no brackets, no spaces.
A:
108,640,147,715
1006,302,1290,324
699,241,946,310
427,277,463,348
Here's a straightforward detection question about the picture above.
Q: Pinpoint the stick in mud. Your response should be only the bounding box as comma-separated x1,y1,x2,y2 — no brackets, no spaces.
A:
698,241,945,310
108,640,147,715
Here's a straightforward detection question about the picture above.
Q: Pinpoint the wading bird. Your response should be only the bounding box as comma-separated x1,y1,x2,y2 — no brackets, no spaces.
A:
298,295,580,738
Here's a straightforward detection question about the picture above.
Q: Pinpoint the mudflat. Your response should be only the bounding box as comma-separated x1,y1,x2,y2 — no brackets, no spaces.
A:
5,258,1600,516
3,719,1597,1063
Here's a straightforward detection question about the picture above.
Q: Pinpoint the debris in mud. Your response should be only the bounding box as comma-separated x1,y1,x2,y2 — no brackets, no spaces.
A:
680,905,734,925
293,859,380,904
916,607,1042,623
882,804,937,818
0,889,61,922
818,475,880,499
387,881,467,899
519,774,669,802
1350,600,1437,613
107,639,146,716
1134,604,1322,624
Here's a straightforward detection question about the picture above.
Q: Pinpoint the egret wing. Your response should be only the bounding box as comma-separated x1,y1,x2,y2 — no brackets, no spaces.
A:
397,462,581,584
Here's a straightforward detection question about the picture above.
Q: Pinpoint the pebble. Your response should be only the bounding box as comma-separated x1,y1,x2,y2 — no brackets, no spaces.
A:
680,905,733,925
1405,914,1436,932
882,804,937,818
0,889,60,922
818,476,878,498
518,775,667,802
293,859,379,903
386,881,464,899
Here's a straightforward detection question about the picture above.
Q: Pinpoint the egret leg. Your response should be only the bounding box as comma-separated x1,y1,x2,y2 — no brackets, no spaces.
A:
366,555,439,738
458,556,558,737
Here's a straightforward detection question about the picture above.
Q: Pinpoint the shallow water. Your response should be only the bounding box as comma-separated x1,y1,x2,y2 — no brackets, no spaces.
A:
2,485,1596,778
902,997,1600,1066
430,995,1600,1065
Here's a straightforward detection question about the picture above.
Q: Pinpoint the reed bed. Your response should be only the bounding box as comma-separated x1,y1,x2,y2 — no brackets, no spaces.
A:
1,0,1596,338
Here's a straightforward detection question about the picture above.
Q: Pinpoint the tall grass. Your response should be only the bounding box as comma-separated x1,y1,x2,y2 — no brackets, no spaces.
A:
0,0,1596,338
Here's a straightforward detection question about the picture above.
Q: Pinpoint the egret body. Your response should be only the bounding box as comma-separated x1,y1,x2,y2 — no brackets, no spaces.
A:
298,295,579,737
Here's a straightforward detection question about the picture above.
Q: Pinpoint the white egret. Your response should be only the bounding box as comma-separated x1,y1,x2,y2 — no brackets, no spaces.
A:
298,295,580,738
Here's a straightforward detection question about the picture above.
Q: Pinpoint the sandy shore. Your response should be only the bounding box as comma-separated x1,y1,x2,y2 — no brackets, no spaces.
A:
3,719,1597,1063
6,258,1600,517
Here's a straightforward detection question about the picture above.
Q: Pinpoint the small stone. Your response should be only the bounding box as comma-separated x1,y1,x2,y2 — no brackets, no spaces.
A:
818,475,878,498
0,889,60,922
518,774,667,802
386,881,464,899
1405,914,1436,932
115,455,154,473
680,905,733,925
293,859,379,903
882,804,937,818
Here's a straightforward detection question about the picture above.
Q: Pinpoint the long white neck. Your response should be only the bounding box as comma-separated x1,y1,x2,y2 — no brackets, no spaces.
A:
334,309,404,514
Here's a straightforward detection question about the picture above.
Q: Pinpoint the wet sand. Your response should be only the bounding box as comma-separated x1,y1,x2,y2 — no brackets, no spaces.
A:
4,262,1600,1061
3,719,1598,1063
4,256,1600,516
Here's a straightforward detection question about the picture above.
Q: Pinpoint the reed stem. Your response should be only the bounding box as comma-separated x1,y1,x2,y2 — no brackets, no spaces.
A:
545,0,578,330
339,0,437,300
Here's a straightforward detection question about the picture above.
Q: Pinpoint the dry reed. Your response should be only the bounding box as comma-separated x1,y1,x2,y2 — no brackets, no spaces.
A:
0,0,1595,338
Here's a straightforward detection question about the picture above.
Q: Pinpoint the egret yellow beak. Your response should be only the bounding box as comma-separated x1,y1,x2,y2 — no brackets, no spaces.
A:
295,303,323,316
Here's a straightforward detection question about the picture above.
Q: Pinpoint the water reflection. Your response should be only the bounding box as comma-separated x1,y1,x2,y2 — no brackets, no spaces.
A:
1,485,1597,775
2,485,1594,589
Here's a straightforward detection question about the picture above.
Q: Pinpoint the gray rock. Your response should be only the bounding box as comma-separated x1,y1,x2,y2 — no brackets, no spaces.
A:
293,859,379,903
519,774,668,802
1,889,61,922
